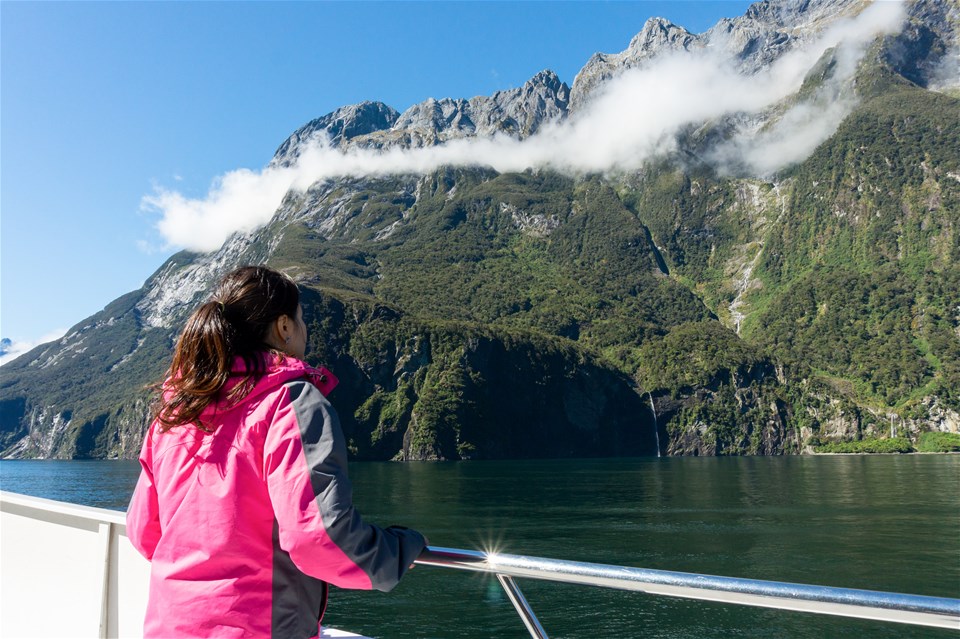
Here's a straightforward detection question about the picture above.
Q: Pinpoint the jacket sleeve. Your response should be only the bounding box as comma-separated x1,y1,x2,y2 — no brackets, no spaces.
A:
126,429,161,561
264,380,426,592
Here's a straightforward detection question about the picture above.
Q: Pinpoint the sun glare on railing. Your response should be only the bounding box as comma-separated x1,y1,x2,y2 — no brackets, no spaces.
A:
478,533,506,565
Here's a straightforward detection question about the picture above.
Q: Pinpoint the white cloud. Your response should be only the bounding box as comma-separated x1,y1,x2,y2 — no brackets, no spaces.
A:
144,167,297,252
144,0,906,253
716,96,859,176
707,0,907,176
0,329,68,367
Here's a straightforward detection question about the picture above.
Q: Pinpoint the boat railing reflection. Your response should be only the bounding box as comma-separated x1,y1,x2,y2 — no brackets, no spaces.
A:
414,546,960,639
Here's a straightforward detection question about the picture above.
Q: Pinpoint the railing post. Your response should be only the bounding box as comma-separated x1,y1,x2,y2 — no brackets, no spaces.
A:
496,574,549,639
97,521,113,639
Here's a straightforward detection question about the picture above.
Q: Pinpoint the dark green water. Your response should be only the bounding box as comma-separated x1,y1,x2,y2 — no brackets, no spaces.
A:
1,456,957,638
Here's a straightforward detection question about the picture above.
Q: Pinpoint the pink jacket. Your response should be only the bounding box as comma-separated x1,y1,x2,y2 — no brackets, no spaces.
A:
127,353,425,638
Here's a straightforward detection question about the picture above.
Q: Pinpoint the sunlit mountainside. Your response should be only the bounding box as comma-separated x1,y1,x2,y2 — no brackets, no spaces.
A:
1,0,957,460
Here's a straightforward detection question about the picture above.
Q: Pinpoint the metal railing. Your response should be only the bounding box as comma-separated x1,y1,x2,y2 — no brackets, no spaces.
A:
414,546,960,638
3,490,957,638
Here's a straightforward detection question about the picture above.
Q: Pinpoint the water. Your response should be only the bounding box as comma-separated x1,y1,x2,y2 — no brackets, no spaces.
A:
0,459,141,510
1,455,957,638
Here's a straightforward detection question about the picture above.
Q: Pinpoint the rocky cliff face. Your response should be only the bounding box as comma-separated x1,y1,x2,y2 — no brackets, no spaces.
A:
300,289,657,460
269,0,956,165
882,0,958,90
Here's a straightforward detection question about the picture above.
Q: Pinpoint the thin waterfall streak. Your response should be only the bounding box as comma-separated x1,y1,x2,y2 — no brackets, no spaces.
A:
648,392,661,458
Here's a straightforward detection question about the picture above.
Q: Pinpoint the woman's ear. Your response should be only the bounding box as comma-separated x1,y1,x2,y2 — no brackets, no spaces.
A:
278,314,295,342
265,315,292,351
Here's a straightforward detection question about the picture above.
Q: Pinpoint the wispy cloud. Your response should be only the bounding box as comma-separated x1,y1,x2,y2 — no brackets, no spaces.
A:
708,0,910,176
143,0,906,253
711,95,858,176
0,329,68,367
928,42,959,92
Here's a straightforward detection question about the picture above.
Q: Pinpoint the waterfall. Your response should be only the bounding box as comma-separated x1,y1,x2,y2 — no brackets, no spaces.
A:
648,392,661,457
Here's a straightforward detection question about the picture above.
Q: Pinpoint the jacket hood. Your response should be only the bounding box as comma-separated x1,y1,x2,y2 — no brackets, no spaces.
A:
199,351,338,422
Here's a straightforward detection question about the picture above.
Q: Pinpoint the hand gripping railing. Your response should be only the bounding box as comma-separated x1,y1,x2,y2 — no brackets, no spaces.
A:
414,547,960,639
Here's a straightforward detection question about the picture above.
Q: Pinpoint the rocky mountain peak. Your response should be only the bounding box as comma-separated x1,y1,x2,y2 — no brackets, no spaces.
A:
569,0,874,111
527,68,566,92
378,67,570,145
273,68,571,159
273,101,400,166
742,0,869,30
570,16,703,111
627,17,698,54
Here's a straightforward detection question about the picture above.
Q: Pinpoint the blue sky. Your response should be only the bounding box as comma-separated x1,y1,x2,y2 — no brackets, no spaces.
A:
1,1,754,360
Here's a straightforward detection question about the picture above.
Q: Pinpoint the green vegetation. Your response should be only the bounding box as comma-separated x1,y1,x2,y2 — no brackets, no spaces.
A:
814,438,914,454
741,83,960,414
752,266,942,406
633,322,770,395
365,171,711,348
916,432,960,453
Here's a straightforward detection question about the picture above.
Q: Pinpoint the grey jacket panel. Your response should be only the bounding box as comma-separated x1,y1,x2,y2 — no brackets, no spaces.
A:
286,380,427,592
271,521,328,637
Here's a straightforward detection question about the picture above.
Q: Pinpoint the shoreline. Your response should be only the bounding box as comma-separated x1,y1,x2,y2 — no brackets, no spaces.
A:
809,450,960,456
3,450,960,461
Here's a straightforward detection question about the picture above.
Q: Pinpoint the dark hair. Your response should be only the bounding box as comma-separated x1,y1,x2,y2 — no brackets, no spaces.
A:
153,265,300,431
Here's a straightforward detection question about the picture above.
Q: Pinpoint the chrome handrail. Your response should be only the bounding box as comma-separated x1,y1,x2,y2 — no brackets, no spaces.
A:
414,546,960,638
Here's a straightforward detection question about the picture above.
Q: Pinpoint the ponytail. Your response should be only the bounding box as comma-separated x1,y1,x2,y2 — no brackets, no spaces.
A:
153,266,300,431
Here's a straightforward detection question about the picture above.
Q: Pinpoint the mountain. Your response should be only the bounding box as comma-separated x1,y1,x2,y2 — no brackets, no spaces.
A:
2,0,958,460
272,69,571,165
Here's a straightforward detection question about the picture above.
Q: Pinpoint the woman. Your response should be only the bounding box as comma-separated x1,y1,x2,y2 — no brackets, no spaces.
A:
127,265,426,638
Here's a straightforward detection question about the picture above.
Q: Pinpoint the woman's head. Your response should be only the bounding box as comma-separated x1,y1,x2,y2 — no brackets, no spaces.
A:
212,265,304,357
155,265,307,430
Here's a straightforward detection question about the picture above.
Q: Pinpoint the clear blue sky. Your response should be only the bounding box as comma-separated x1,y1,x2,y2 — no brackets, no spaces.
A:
1,1,753,356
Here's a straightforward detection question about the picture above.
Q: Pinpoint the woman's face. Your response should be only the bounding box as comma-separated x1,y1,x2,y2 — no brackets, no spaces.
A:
287,304,308,359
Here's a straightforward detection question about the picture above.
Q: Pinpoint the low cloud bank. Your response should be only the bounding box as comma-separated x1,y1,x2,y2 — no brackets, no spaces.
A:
144,1,905,253
0,330,68,367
